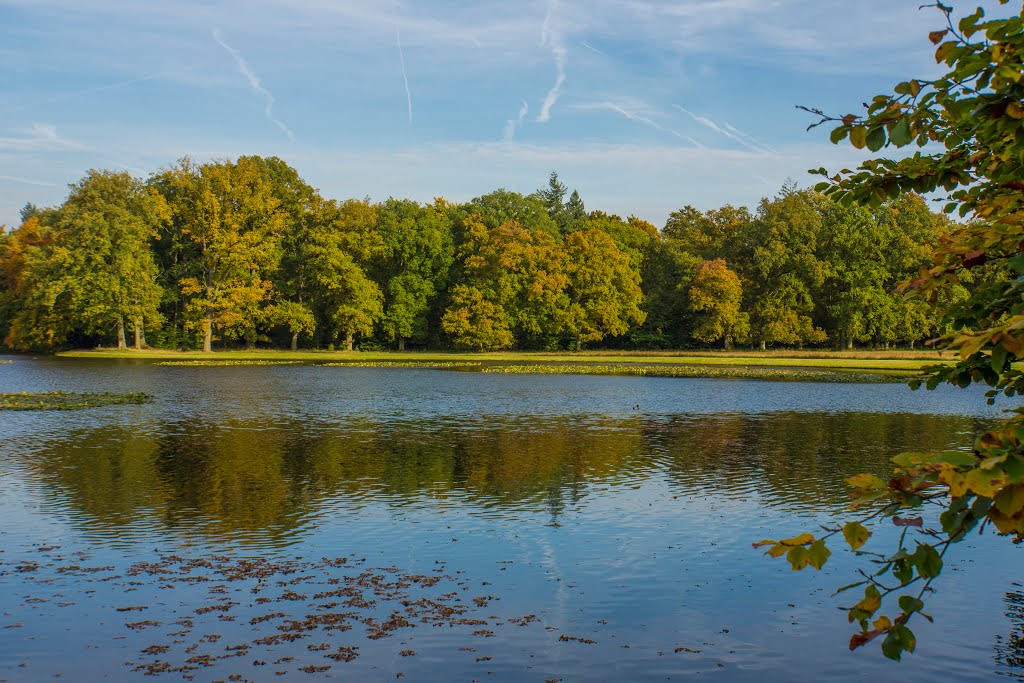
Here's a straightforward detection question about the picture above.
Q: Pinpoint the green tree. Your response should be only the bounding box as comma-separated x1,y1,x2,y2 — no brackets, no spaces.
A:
303,199,383,351
688,259,749,349
565,190,586,231
56,171,167,349
373,198,454,350
740,189,827,348
562,227,645,350
536,171,568,229
759,1,1024,661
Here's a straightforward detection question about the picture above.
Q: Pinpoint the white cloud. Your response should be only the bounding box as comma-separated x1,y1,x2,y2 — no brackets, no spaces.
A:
0,123,86,152
503,100,529,141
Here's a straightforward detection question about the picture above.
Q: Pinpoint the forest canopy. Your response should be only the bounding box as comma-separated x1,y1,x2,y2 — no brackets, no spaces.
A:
0,163,961,353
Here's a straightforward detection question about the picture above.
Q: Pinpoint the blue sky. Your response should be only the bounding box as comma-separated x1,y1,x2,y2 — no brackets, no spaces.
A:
0,0,999,228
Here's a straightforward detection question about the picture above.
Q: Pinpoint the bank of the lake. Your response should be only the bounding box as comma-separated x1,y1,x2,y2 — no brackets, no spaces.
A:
53,348,950,382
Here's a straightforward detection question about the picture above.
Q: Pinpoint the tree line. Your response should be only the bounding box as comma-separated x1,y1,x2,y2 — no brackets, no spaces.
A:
0,158,964,352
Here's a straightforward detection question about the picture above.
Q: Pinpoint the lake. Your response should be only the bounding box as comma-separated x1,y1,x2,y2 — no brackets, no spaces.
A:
0,356,1021,682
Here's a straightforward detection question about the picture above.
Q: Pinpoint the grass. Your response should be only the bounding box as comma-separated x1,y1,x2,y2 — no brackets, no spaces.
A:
0,391,153,411
58,348,950,373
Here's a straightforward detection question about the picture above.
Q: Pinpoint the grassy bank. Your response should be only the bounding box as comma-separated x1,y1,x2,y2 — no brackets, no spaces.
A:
57,348,948,373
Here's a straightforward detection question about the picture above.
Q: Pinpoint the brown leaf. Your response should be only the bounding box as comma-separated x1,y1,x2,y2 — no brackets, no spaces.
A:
849,630,881,650
892,516,923,527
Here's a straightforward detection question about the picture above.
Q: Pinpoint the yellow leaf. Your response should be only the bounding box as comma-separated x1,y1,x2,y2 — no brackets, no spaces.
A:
847,473,886,490
964,467,1009,498
780,533,815,547
873,616,893,631
995,484,1024,517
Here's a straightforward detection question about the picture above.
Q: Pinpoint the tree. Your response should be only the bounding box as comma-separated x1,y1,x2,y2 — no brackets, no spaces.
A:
441,285,514,351
688,259,748,349
739,189,827,349
536,171,568,229
443,215,568,348
562,228,645,350
154,158,285,352
308,199,383,351
565,190,586,231
0,213,72,351
55,171,167,349
757,1,1024,661
373,198,454,350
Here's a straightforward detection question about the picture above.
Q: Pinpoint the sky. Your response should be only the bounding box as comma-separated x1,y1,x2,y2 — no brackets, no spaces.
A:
0,0,1002,229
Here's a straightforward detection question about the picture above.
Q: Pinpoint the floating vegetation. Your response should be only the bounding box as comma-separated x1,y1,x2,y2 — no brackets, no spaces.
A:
0,391,153,411
478,363,911,383
321,361,480,369
0,549,556,680
157,360,304,367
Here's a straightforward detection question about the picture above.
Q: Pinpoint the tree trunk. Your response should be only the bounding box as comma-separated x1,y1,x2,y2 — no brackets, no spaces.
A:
575,335,582,352
116,315,127,350
345,332,354,352
759,340,766,351
291,332,299,351
910,339,915,350
398,336,405,352
724,334,733,350
846,335,854,350
134,318,143,350
203,312,213,353
245,332,255,351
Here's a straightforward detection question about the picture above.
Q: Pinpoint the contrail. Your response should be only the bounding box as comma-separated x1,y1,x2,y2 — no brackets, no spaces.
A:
0,175,58,187
576,102,702,148
396,24,413,125
0,75,160,116
537,0,566,123
503,101,529,140
212,29,295,141
674,105,771,153
579,40,606,57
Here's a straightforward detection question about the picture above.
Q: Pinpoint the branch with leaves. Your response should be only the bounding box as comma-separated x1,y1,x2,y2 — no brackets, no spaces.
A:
761,0,1024,661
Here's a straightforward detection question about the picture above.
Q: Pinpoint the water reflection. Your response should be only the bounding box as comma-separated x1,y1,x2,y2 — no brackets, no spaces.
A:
997,591,1024,680
11,412,987,544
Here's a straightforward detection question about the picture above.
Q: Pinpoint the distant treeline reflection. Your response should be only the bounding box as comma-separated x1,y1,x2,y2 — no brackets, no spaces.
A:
22,412,987,541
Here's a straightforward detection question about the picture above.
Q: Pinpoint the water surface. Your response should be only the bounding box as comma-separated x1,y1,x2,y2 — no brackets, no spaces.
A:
0,357,1020,682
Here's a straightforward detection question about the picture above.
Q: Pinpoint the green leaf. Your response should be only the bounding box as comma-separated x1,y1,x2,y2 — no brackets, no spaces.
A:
930,451,978,467
807,540,832,570
786,546,810,571
830,127,848,144
898,595,925,614
881,625,916,660
912,543,943,579
890,117,913,146
866,127,886,152
842,521,871,551
992,345,1009,373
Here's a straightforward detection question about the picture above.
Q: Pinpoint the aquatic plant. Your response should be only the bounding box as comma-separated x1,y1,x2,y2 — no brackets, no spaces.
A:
0,391,153,410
